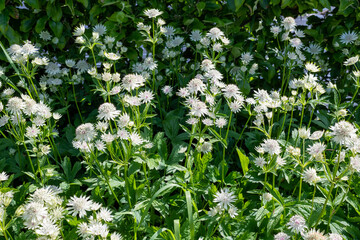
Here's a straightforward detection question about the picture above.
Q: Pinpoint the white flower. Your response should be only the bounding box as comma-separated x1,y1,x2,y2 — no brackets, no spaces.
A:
73,24,86,36
98,103,120,121
303,168,320,184
303,229,326,240
187,78,206,95
93,24,107,36
229,100,243,113
222,84,241,99
240,52,253,65
122,74,145,91
87,220,109,238
129,132,144,146
261,139,281,155
35,219,60,238
274,232,290,240
282,17,296,31
309,130,324,140
206,27,224,41
289,38,302,48
26,125,40,138
307,142,326,158
200,141,212,153
139,90,154,103
144,9,163,18
287,215,307,234
215,117,227,128
97,207,113,222
104,52,121,61
67,195,93,218
213,188,236,210
350,155,360,172
329,121,357,145
305,62,320,72
162,85,173,95
270,26,281,36
254,157,266,168
298,127,310,139
344,55,359,66
306,43,322,55
190,30,202,42
6,97,25,114
39,31,52,41
228,205,238,218
189,100,208,117
340,31,358,45
328,233,343,240
75,123,97,142
0,172,9,181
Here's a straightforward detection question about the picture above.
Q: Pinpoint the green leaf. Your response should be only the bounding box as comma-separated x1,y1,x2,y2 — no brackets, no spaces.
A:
208,127,227,148
108,11,128,23
35,16,48,33
319,0,331,9
65,0,75,15
196,2,206,16
20,18,36,32
185,191,195,240
281,0,293,8
265,182,284,206
76,0,89,8
236,147,249,176
46,3,62,22
49,20,63,37
0,0,5,12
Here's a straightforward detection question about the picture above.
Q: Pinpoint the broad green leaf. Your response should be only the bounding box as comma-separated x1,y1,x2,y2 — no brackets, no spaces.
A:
236,147,249,176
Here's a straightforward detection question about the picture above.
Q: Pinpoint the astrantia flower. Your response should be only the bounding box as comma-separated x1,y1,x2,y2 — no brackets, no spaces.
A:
298,127,311,139
306,43,322,55
201,59,215,71
93,24,107,36
215,117,227,128
200,141,212,153
344,55,359,66
305,62,320,72
67,195,93,218
73,24,86,36
39,31,52,41
76,60,90,74
213,188,236,210
254,157,266,168
75,123,97,142
6,97,25,114
87,220,109,238
187,78,206,95
190,30,202,42
139,90,154,103
35,219,60,238
189,100,208,117
350,155,360,172
144,9,163,18
0,172,9,181
303,229,326,240
340,31,358,45
104,52,121,61
329,121,357,145
228,206,238,218
26,125,40,138
303,167,320,184
282,17,296,31
21,41,38,56
122,74,145,91
97,207,113,222
241,52,253,65
289,38,302,48
270,26,281,36
186,117,199,125
222,84,241,99
307,142,326,158
229,100,243,113
206,27,224,41
274,232,290,240
328,233,343,240
261,139,281,155
22,202,48,229
129,132,144,146
98,103,120,121
309,130,324,140
177,88,190,98
162,85,173,95
287,215,307,234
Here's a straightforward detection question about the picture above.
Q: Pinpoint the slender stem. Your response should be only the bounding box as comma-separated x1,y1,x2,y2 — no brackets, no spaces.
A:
72,82,83,123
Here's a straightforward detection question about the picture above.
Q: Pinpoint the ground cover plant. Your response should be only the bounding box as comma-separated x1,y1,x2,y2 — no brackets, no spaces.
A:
0,0,360,239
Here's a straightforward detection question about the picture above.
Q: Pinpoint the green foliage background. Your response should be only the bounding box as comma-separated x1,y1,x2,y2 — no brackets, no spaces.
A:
1,0,359,91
